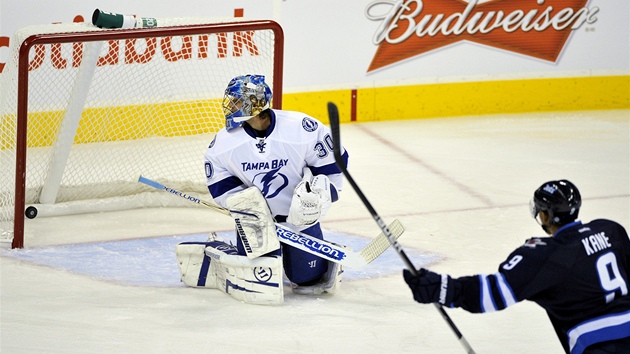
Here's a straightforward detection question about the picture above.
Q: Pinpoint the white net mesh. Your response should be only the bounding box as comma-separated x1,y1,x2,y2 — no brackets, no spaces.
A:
0,18,281,245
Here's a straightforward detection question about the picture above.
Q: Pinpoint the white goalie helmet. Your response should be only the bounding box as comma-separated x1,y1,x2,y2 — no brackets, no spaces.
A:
223,74,273,131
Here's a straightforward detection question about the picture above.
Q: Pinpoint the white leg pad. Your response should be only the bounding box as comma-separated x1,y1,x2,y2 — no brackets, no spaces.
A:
176,242,223,289
205,247,284,305
226,186,280,259
176,242,284,305
291,261,344,295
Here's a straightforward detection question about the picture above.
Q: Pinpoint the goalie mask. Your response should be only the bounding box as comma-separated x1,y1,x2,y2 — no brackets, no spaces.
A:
529,179,581,231
223,74,272,131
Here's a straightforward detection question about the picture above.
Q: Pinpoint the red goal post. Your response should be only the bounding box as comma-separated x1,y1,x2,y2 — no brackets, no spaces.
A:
0,18,284,248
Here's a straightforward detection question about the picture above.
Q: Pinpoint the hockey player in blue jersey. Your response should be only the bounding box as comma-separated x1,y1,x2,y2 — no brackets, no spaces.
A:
403,180,630,353
175,74,349,304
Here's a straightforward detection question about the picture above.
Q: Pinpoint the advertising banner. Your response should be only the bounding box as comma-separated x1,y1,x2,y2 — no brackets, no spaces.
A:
1,0,628,118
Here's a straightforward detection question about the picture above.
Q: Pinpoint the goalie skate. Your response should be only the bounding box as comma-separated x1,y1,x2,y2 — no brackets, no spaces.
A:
292,261,343,295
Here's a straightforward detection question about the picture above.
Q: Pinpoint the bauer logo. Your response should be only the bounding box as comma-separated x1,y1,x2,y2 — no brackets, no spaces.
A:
234,219,253,253
365,0,599,72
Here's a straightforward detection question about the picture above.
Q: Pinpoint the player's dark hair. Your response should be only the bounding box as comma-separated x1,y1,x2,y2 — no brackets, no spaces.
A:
258,109,272,120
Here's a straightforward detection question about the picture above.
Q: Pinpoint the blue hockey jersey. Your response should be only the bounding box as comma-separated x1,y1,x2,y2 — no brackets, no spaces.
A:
450,219,630,354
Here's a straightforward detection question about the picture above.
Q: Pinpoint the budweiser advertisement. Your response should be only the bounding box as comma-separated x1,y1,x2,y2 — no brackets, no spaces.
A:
0,1,625,90
366,0,600,72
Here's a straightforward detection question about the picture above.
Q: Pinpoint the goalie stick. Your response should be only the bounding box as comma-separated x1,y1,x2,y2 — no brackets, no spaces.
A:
137,175,404,268
326,102,476,354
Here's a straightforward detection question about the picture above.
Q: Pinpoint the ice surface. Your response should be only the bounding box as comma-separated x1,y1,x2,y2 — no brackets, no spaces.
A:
1,110,628,353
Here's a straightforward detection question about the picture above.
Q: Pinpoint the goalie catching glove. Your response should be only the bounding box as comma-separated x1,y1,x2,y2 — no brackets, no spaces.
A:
403,268,456,306
287,174,333,226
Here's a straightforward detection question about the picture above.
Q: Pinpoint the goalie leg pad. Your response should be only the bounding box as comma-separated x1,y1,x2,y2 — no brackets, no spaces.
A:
205,246,284,305
176,241,236,288
226,186,280,259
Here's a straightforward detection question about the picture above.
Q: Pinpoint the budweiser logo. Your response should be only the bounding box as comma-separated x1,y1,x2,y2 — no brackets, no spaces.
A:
366,0,599,72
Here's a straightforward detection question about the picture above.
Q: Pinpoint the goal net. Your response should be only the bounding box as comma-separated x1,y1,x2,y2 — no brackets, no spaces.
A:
0,17,284,248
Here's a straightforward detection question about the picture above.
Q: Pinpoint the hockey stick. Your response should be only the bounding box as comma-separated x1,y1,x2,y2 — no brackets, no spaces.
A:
326,102,476,354
137,175,404,268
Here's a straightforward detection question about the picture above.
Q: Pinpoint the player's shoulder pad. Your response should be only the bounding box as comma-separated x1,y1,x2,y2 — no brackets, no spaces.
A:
519,236,555,251
589,218,625,229
588,218,630,242
207,134,218,149
206,128,248,154
274,109,323,133
501,237,555,270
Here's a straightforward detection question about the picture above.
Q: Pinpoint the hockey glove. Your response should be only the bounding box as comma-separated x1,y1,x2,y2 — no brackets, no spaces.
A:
287,180,322,226
309,174,332,218
403,268,455,306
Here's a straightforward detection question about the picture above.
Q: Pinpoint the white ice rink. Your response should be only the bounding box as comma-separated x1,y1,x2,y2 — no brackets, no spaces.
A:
1,110,629,353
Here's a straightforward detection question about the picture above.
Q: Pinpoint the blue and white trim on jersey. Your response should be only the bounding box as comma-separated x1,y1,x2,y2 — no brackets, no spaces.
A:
479,273,518,312
567,309,630,354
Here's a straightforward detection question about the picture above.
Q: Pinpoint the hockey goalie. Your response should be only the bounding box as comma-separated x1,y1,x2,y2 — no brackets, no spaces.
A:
175,74,349,305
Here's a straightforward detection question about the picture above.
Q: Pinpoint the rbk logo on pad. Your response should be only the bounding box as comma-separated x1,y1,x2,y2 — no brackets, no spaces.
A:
366,0,599,72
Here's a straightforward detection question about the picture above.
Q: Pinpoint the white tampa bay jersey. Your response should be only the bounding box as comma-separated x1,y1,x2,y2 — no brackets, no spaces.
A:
204,109,348,220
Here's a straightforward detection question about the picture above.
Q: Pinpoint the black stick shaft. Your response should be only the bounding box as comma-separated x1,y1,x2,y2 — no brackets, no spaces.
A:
326,102,476,354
